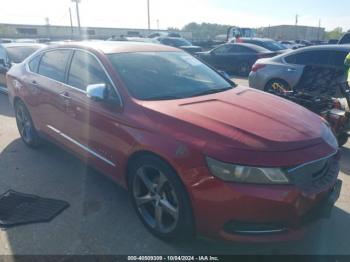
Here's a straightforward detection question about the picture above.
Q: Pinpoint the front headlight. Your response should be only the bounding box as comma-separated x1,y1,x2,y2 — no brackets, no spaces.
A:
206,157,290,184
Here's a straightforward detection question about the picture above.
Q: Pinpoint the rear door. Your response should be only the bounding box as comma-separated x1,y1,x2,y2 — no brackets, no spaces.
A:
27,49,72,138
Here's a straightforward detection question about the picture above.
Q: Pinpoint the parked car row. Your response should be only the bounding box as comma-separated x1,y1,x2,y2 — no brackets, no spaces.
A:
0,43,46,93
4,41,342,243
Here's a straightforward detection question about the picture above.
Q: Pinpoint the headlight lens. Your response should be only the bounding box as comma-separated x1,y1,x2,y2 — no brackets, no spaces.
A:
206,157,290,184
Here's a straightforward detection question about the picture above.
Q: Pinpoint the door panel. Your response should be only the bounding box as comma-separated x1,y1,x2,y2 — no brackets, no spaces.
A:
26,49,72,140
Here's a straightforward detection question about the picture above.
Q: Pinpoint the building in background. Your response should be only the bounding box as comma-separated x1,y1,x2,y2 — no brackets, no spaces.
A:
0,23,192,40
257,25,325,41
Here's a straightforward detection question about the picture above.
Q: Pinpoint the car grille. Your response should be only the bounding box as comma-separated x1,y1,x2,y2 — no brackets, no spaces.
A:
286,153,339,193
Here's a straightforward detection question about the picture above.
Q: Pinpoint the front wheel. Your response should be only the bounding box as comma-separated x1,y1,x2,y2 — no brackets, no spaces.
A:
128,155,194,240
15,100,42,148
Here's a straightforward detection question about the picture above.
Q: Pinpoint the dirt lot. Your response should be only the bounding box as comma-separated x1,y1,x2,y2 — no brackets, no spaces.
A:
0,81,350,255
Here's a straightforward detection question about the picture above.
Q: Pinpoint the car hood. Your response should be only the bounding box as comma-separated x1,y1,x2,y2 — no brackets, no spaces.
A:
138,87,337,166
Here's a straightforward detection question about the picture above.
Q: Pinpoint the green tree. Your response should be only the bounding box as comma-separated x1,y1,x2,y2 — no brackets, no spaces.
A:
182,22,231,40
325,27,343,40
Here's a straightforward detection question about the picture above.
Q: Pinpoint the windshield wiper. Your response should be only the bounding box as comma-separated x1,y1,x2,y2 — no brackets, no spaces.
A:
188,87,232,97
143,94,186,101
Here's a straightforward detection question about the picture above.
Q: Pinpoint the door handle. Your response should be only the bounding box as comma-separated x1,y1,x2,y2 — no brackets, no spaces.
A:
32,80,39,86
59,92,71,100
287,68,297,72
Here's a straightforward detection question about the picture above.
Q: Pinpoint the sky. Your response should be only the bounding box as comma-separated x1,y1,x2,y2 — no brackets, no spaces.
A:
0,0,349,31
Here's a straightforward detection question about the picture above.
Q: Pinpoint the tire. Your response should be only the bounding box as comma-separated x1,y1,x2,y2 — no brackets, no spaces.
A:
337,133,348,147
128,155,194,240
265,79,291,93
237,62,251,77
15,100,42,148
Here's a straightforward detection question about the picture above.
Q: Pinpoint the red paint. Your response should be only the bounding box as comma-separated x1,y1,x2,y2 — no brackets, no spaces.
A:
6,42,340,242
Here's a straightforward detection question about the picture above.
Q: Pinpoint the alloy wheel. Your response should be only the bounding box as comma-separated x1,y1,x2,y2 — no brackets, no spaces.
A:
16,104,34,144
133,165,179,234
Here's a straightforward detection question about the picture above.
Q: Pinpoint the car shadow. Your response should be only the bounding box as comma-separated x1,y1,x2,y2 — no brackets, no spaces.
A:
0,93,14,118
0,139,350,255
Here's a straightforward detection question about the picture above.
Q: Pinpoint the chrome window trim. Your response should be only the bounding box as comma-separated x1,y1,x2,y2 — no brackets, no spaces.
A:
25,47,123,106
233,228,286,234
287,151,337,173
47,125,116,167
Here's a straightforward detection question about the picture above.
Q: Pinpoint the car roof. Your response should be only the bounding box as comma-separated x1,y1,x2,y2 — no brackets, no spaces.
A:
47,41,179,54
1,43,47,48
241,38,274,42
291,44,350,53
230,43,271,52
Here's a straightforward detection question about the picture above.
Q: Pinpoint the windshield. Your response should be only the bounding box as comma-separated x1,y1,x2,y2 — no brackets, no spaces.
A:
6,46,40,63
263,41,287,51
108,51,233,100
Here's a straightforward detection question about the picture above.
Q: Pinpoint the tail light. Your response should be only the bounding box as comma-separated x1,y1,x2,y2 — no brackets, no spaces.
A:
251,64,266,72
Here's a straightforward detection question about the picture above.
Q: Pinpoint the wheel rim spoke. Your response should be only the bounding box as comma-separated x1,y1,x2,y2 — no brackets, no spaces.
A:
156,173,167,193
135,194,155,206
137,168,155,193
155,204,163,230
160,198,178,219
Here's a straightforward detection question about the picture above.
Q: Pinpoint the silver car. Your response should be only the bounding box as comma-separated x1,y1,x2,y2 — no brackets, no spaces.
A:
249,45,350,93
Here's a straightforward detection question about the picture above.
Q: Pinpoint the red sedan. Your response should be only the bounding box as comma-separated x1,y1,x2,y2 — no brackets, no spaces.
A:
6,42,341,242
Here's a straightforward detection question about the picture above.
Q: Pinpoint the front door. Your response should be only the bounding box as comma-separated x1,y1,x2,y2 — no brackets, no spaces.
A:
61,50,125,180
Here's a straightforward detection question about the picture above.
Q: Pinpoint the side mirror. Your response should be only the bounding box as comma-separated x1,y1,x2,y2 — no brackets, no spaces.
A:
87,83,108,101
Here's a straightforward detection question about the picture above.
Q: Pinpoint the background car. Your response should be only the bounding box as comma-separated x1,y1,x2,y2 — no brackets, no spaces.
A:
279,41,303,50
231,38,289,54
249,45,350,94
196,43,276,76
0,43,46,93
154,37,202,54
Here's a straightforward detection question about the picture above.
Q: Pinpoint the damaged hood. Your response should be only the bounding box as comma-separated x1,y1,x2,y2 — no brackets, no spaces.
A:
139,86,337,163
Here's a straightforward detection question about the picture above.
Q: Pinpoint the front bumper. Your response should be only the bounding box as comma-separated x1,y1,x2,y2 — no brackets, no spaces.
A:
189,156,341,243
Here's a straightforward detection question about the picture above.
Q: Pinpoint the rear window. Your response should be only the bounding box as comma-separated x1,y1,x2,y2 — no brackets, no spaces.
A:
6,46,40,63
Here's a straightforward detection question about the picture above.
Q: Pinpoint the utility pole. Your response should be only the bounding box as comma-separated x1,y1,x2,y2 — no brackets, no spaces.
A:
71,0,81,36
147,0,151,32
317,19,321,40
45,17,50,39
69,8,74,38
157,19,159,30
295,14,299,26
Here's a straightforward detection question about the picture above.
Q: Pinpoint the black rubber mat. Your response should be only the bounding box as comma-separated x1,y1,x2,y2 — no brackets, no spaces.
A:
0,190,69,228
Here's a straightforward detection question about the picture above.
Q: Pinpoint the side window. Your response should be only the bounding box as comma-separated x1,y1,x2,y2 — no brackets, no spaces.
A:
28,55,41,73
68,50,111,91
38,50,71,82
329,51,348,67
